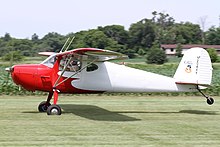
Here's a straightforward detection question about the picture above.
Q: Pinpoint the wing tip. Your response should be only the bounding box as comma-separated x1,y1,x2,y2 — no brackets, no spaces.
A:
39,52,55,56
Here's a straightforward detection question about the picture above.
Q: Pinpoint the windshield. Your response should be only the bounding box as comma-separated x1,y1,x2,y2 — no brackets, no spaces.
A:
41,54,56,68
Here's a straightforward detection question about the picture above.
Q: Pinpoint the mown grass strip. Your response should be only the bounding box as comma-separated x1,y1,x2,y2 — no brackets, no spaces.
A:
0,95,220,147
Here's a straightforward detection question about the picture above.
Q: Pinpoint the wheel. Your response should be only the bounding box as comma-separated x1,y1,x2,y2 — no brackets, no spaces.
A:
47,105,62,115
207,97,214,105
38,101,51,112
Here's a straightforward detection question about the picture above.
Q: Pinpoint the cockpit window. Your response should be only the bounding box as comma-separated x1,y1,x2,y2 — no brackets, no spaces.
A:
41,55,56,68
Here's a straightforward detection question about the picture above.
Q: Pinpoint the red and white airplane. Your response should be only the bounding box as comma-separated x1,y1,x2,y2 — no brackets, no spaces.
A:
5,38,214,115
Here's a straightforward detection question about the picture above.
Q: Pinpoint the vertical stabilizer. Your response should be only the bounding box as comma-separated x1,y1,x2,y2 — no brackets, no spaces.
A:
174,47,212,86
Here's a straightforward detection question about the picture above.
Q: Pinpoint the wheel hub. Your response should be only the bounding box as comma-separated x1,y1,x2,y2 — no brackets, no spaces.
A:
51,108,59,115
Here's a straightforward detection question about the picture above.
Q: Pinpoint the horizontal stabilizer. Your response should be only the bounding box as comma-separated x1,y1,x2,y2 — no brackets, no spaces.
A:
175,82,211,87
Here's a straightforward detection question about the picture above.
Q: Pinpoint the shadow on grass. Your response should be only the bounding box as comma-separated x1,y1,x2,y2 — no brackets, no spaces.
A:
179,110,219,115
115,110,219,115
60,104,141,122
23,105,219,121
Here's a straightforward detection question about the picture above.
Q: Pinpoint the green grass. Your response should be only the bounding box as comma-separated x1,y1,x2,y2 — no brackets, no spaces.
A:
0,95,220,146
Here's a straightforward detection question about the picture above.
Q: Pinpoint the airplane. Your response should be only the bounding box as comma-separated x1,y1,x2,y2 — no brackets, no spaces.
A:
5,38,214,115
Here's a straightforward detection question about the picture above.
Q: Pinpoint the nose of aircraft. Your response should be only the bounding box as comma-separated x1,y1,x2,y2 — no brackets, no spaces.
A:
6,64,38,91
6,65,21,86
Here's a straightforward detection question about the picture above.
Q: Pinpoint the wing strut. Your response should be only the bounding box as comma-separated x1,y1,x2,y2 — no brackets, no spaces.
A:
59,37,70,53
53,56,74,87
59,36,75,53
64,37,75,52
53,58,98,88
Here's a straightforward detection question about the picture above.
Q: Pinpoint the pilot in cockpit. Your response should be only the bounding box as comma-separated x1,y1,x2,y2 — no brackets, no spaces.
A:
69,60,80,72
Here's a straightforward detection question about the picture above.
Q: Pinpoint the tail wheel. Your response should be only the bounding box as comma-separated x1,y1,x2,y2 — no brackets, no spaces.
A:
207,97,214,105
47,105,62,115
38,101,51,112
197,86,214,105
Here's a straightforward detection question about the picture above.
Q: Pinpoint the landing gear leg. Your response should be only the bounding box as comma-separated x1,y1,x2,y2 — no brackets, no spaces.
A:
197,86,214,105
38,92,53,112
47,89,62,115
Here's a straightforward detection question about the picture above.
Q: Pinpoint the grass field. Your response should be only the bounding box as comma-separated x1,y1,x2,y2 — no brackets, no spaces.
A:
0,95,220,147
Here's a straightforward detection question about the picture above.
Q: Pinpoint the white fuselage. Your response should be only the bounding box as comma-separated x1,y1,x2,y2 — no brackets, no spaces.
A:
70,62,197,93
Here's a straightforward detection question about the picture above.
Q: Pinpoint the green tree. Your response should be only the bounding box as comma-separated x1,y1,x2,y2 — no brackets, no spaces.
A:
205,27,220,45
129,19,156,49
84,30,114,49
71,29,123,52
174,22,202,44
7,39,34,56
153,11,175,29
207,48,218,63
98,25,129,45
151,11,176,44
41,32,65,52
176,43,183,57
31,33,39,42
146,41,167,64
3,33,12,42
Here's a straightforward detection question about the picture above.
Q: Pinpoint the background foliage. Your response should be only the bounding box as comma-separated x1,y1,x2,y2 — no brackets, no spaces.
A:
1,11,220,61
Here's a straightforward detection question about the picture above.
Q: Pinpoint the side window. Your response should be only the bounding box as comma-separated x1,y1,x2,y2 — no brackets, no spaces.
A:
59,55,81,72
86,63,98,72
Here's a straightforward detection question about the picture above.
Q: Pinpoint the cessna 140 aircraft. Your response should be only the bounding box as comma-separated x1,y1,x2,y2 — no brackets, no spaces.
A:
5,38,214,115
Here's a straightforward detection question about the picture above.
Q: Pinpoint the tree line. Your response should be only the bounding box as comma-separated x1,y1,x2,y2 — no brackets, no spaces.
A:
1,11,220,61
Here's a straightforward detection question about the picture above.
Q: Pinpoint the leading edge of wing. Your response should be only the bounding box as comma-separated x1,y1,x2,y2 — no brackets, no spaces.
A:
56,48,128,61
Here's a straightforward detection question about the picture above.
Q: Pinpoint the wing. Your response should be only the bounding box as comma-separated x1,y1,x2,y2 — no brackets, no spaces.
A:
56,48,128,61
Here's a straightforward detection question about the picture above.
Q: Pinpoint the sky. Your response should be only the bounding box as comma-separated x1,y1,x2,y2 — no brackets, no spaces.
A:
0,0,220,39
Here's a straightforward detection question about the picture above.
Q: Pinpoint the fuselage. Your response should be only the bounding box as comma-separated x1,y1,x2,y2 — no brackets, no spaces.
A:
10,61,197,94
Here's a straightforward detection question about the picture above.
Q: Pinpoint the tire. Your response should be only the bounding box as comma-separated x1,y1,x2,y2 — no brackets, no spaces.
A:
38,101,51,112
207,97,214,105
47,105,62,115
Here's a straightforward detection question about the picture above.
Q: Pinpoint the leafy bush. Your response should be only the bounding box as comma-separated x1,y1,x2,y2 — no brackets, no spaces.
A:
2,51,24,62
207,48,218,63
175,43,183,57
146,48,167,64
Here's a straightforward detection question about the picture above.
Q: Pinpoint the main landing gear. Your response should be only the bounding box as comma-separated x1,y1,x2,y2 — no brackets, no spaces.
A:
197,86,214,105
38,90,62,115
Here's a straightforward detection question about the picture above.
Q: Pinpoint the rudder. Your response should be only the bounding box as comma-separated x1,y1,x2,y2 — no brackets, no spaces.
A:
174,47,212,86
